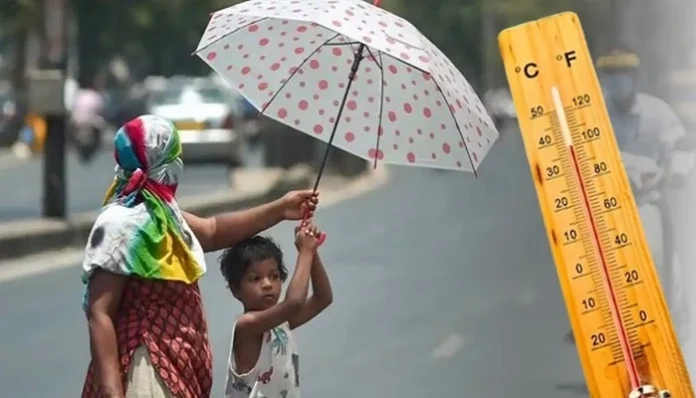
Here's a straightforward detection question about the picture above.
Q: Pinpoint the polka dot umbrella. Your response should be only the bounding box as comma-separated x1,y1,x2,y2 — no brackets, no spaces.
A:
196,0,499,190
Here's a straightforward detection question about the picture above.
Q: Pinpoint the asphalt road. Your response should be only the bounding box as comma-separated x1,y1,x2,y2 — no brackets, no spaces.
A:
0,124,600,397
0,145,261,222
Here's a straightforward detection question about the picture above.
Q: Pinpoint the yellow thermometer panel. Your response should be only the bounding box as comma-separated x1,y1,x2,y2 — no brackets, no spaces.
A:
498,12,692,397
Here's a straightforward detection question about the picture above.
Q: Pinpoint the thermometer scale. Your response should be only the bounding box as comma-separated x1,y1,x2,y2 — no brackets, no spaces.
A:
498,12,693,397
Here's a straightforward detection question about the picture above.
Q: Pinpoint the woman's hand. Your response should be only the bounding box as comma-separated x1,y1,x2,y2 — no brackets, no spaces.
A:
278,190,319,220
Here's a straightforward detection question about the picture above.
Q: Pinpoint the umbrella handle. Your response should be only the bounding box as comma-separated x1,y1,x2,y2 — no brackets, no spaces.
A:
301,207,327,246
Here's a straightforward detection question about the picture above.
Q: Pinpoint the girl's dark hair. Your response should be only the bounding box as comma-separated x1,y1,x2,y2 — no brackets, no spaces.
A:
219,235,287,289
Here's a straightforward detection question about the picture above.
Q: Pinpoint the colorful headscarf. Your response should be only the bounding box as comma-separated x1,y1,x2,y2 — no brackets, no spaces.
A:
81,115,206,303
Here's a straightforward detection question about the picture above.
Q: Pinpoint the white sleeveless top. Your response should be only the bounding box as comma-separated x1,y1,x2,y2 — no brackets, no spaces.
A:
225,320,300,398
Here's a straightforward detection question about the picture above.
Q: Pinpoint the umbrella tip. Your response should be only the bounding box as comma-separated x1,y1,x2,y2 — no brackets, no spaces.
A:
373,0,382,6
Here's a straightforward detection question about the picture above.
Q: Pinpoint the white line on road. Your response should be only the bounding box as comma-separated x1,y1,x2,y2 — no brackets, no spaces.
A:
0,165,389,283
431,333,468,359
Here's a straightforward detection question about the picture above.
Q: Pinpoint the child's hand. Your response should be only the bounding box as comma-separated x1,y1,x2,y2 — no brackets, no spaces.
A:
295,221,322,252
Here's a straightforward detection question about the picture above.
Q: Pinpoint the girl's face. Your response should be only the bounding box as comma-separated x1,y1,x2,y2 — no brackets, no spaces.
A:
234,258,283,311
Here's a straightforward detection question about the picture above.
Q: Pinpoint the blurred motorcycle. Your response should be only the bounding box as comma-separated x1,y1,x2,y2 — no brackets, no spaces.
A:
70,114,106,163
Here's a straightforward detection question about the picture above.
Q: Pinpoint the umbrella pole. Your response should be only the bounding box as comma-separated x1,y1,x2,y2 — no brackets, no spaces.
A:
312,43,366,192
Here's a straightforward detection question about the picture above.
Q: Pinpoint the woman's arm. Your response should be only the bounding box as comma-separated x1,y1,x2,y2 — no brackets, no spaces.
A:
86,270,127,398
289,252,333,329
183,201,283,252
183,190,318,252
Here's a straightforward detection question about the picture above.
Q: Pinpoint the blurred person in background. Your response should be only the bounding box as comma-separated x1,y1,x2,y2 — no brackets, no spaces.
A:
597,45,695,343
70,78,107,162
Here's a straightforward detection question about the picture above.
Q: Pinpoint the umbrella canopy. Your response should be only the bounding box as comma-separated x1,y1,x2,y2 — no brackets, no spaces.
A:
196,0,498,172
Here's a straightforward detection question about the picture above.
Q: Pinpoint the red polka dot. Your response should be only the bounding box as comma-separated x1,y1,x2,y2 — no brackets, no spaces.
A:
362,36,372,43
472,152,478,162
277,108,288,118
393,144,398,150
456,161,462,168
313,124,323,134
259,38,270,46
226,65,232,70
431,153,437,159
319,80,329,90
241,66,251,75
332,20,342,27
347,100,357,110
258,82,268,91
332,48,343,56
206,52,217,61
389,65,398,74
295,47,305,54
271,63,280,71
477,126,482,136
344,132,355,142
406,152,416,163
388,112,397,122
442,143,451,154
422,72,431,80
367,148,384,159
403,103,412,113
423,107,432,118
248,24,259,32
297,26,307,32
400,53,410,60
298,100,309,110
419,55,430,63
310,60,320,69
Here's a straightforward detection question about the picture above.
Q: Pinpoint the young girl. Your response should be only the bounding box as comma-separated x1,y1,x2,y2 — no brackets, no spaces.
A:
219,222,333,398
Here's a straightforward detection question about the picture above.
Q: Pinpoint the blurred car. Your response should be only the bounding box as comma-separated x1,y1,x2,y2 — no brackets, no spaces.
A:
147,80,242,167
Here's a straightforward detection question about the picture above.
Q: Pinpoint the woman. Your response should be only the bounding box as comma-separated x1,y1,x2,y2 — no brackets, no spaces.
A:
81,115,318,398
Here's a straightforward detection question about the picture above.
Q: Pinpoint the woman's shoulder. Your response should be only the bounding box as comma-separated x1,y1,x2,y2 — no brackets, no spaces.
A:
86,203,148,251
97,202,149,222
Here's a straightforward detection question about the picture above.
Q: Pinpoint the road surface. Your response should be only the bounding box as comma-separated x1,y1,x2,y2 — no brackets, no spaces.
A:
0,144,265,222
0,128,590,397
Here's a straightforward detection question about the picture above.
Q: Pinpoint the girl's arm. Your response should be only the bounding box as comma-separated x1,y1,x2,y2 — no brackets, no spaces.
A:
86,270,127,398
289,252,333,329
